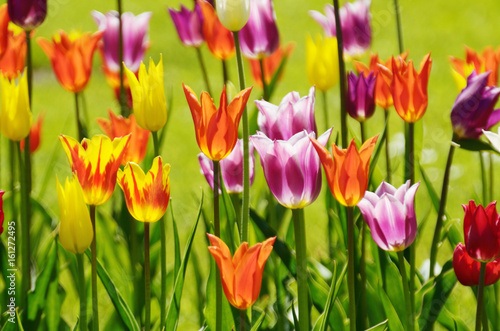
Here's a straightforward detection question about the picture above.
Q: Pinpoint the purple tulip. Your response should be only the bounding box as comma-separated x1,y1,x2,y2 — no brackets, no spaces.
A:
251,129,332,209
309,0,371,57
92,10,152,73
8,0,47,31
256,86,317,141
239,0,280,58
357,180,419,252
168,4,204,48
346,71,376,122
198,140,255,194
451,71,500,140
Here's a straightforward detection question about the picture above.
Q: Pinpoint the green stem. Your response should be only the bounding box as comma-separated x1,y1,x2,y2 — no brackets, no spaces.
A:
240,310,246,331
233,31,250,243
196,47,212,95
213,160,222,331
409,241,416,328
292,208,309,331
359,221,367,329
117,0,129,117
429,136,456,278
489,154,494,203
128,214,141,319
25,31,32,103
476,262,487,331
90,205,99,331
405,122,415,183
222,59,229,84
230,193,242,233
144,223,151,331
75,92,84,141
77,253,87,331
480,152,487,204
360,121,366,143
346,206,356,331
398,251,413,331
384,109,392,183
17,142,29,316
322,91,330,133
393,0,405,54
259,58,269,101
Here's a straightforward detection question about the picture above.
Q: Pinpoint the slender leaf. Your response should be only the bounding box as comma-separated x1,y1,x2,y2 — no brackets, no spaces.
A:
455,138,498,153
172,204,181,278
366,319,389,331
368,118,388,181
249,311,266,331
377,282,404,331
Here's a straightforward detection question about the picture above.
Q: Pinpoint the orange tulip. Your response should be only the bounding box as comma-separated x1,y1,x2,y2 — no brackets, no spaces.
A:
198,0,235,60
311,135,378,207
183,83,252,161
37,30,103,93
249,43,295,89
450,46,500,89
207,234,276,310
97,110,150,165
0,5,9,58
20,112,43,153
59,134,130,206
0,24,26,80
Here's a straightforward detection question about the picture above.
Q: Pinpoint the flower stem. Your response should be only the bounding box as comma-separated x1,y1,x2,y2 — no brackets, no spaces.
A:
233,32,250,243
476,262,487,331
144,223,151,331
322,91,330,133
25,31,33,102
213,160,222,331
90,205,99,331
77,253,87,331
222,59,229,84
292,208,309,331
397,251,413,331
239,310,246,331
117,0,129,117
360,121,366,142
429,136,456,278
359,221,367,329
259,58,269,101
384,110,392,183
405,122,415,183
393,0,405,54
489,154,494,202
346,206,356,331
196,47,212,95
480,152,487,204
75,92,84,141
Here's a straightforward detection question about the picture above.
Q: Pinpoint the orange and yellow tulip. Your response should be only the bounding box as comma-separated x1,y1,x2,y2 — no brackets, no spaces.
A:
207,234,275,310
97,110,150,165
117,156,170,223
198,0,235,60
249,43,294,89
37,30,103,93
311,135,378,207
59,134,130,206
450,46,500,90
183,83,252,161
21,112,43,153
0,24,26,80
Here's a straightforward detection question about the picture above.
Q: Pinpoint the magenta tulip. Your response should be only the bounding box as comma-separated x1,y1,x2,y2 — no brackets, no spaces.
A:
346,71,376,122
8,0,47,31
168,4,204,48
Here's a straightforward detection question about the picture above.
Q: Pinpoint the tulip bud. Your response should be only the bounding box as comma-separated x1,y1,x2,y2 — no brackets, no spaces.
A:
8,0,47,31
0,70,32,141
216,0,250,32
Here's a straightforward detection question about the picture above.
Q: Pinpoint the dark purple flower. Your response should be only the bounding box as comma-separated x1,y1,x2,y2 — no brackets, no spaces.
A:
168,4,204,48
8,0,47,31
346,71,376,122
451,71,500,139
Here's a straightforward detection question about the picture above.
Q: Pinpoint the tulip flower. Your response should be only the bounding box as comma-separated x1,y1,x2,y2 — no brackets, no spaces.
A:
216,0,250,32
311,135,378,207
20,112,43,153
248,43,294,89
124,56,167,132
450,46,500,90
37,30,103,93
0,25,27,80
8,0,47,31
0,69,31,142
451,71,500,140
59,134,131,206
239,0,279,58
255,86,317,140
0,5,9,58
453,243,500,286
306,35,339,92
97,110,150,165
346,71,376,122
207,234,275,309
251,129,332,209
198,139,255,194
117,157,171,223
168,4,204,48
199,0,235,60
484,127,500,153
463,200,500,263
57,175,93,254
183,83,252,161
0,190,4,235
357,181,419,251
309,0,371,57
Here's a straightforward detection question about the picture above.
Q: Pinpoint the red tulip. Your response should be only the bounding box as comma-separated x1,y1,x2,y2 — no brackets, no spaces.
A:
453,243,500,286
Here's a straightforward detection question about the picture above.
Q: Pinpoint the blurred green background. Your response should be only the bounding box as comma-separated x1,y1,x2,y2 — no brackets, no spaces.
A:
3,0,500,329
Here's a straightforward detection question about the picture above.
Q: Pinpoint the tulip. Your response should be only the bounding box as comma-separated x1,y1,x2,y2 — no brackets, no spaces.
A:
183,83,252,161
198,139,255,194
0,190,4,235
463,200,500,263
198,0,235,60
255,86,317,140
216,0,250,32
346,71,376,122
239,0,279,58
450,46,500,90
0,69,31,141
0,5,9,58
207,234,275,309
97,110,150,165
59,134,131,206
453,243,500,286
0,25,27,80
168,4,204,48
37,30,103,93
20,112,43,153
306,35,339,92
357,181,419,251
124,56,167,132
117,157,171,223
251,129,332,209
56,175,93,254
8,0,47,31
311,135,378,207
248,43,294,89
451,71,500,140
484,127,500,153
309,0,371,57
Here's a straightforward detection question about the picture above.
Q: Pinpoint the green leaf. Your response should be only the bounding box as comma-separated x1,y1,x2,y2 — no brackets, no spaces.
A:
368,117,388,182
172,204,181,278
366,319,389,331
45,277,64,330
291,300,300,331
455,138,498,153
436,307,469,331
377,283,404,331
165,191,204,330
249,311,266,331
72,318,80,331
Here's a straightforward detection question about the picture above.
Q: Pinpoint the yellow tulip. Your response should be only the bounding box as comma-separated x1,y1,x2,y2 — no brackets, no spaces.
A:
0,69,31,141
57,175,93,254
306,35,339,92
216,0,250,32
124,56,167,132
